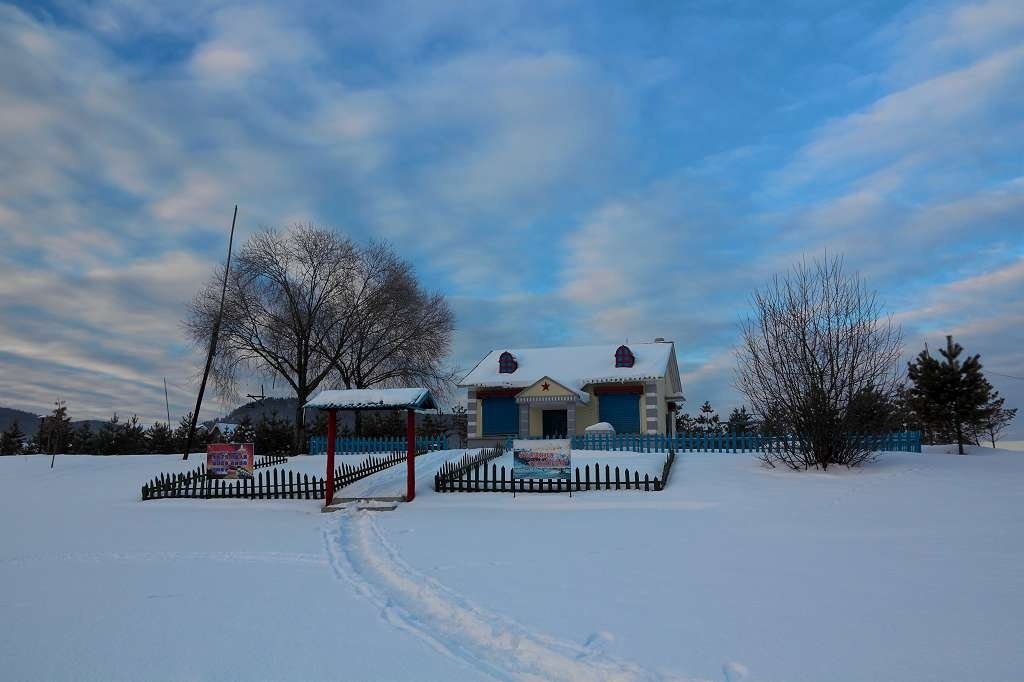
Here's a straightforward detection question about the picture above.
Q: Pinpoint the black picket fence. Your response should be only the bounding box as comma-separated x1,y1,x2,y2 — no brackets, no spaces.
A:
141,465,326,501
435,451,675,493
433,443,506,486
254,454,288,469
141,450,424,501
330,449,430,490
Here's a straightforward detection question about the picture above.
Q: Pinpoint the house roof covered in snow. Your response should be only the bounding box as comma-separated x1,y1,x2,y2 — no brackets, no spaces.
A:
304,388,437,411
458,341,682,395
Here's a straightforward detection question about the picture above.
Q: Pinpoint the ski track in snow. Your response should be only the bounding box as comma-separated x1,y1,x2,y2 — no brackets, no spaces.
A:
322,510,704,682
1,550,327,567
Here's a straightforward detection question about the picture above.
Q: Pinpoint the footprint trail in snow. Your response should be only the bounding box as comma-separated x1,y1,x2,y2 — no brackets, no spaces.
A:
322,510,704,682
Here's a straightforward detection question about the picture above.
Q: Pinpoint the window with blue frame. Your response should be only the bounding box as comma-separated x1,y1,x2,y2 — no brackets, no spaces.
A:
481,396,518,435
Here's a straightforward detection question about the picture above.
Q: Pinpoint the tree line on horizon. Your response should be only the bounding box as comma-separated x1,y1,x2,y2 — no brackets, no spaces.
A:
0,402,470,457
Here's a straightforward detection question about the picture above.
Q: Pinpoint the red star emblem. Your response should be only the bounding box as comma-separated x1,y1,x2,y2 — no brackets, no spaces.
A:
541,381,550,391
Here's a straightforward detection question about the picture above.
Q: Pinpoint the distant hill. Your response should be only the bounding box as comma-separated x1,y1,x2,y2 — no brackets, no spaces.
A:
0,406,40,435
0,406,105,437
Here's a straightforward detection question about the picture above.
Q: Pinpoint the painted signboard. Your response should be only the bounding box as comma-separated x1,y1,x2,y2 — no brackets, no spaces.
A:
512,439,571,480
206,443,254,479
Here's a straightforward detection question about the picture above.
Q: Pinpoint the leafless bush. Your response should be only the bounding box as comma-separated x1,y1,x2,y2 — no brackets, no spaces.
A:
735,256,903,470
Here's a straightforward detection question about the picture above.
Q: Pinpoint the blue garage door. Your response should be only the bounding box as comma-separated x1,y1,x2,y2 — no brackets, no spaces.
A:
482,397,518,435
599,393,641,434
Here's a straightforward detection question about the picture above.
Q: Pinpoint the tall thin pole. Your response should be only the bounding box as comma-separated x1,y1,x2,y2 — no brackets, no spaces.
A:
183,205,238,461
163,377,172,427
406,408,415,502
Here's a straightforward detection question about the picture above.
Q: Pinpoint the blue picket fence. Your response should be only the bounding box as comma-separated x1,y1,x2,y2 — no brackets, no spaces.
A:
308,435,446,456
513,431,921,454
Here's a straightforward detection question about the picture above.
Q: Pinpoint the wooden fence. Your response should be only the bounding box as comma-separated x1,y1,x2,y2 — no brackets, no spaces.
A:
141,450,424,501
254,454,288,469
435,451,675,493
517,431,922,454
433,443,505,486
308,435,446,456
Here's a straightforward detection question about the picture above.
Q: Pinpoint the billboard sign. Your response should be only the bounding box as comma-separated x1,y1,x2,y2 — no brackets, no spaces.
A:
512,439,570,480
206,443,254,479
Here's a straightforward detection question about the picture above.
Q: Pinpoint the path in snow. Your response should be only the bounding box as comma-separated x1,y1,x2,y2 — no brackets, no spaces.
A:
322,510,702,682
1,550,328,567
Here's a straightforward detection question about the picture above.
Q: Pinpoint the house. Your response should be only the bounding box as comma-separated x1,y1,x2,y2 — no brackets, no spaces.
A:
458,340,684,447
201,422,239,441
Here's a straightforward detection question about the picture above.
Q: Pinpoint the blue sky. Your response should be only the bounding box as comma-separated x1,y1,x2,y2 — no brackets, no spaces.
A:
1,0,1022,436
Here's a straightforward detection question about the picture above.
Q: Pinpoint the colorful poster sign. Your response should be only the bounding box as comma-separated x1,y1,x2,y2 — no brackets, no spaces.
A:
206,443,254,479
512,439,571,480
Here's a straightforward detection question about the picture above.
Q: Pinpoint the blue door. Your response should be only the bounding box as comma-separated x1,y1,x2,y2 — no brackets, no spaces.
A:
482,397,517,435
599,393,640,433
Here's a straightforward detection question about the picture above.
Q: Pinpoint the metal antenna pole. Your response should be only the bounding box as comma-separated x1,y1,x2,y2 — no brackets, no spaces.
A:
183,205,238,461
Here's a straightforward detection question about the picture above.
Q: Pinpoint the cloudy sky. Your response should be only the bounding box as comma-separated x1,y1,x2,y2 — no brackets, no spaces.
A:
1,0,1022,435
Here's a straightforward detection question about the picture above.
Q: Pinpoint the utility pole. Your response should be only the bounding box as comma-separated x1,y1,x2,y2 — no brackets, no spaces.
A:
183,205,238,461
164,377,172,427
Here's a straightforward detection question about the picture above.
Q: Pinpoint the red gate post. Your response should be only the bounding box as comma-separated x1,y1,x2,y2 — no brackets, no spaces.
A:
406,408,415,502
326,409,337,506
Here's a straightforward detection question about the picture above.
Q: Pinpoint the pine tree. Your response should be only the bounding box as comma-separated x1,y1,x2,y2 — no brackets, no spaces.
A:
39,400,72,455
906,335,1001,454
97,414,121,455
70,422,96,453
256,411,291,456
726,406,757,433
232,416,257,445
0,421,25,455
145,422,175,454
173,412,206,453
694,401,721,434
675,412,696,433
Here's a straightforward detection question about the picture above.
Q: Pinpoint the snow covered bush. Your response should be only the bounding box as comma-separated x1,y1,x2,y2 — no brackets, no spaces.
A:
736,255,903,470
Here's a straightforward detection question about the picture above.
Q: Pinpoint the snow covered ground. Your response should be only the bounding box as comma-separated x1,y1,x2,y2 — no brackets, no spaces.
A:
1,446,1022,681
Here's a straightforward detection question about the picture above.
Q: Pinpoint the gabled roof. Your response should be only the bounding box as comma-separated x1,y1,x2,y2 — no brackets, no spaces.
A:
304,388,437,411
459,341,681,395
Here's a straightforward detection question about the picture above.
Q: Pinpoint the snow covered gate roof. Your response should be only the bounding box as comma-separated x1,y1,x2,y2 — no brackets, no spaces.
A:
458,341,682,395
304,388,437,411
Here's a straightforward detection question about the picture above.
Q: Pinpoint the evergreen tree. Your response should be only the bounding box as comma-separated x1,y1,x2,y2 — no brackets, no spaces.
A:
96,414,122,455
674,412,696,433
232,416,257,444
726,406,757,433
39,400,72,455
173,412,205,452
0,421,25,455
145,422,175,454
906,335,1001,454
694,401,722,434
255,411,291,456
70,422,97,453
120,415,146,453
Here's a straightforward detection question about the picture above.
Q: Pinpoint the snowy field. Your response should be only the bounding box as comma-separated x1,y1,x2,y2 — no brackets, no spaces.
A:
1,446,1022,681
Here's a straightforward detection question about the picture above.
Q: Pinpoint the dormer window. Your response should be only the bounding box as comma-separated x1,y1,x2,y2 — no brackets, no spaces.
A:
615,345,635,368
498,351,518,373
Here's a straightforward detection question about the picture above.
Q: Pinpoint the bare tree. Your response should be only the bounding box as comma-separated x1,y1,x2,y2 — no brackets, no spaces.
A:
327,241,457,399
735,255,903,470
186,225,359,454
